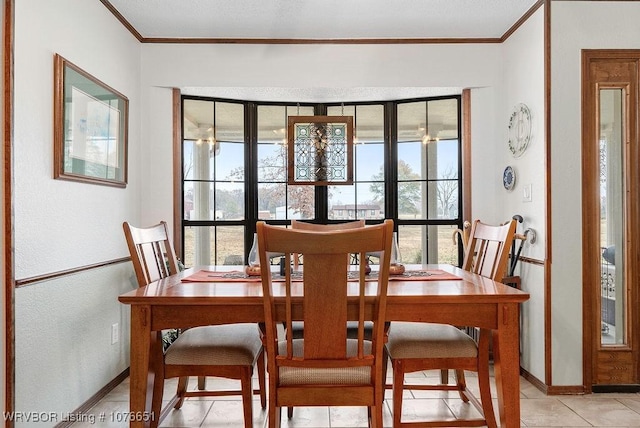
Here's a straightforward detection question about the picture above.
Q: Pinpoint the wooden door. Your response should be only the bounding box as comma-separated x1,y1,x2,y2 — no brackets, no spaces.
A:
582,51,640,391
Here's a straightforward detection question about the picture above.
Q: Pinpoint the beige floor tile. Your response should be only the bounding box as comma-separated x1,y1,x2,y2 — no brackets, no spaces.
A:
69,400,129,428
520,398,591,427
200,400,267,427
394,398,457,423
159,400,214,427
520,379,549,399
558,397,640,426
278,406,330,427
617,396,640,414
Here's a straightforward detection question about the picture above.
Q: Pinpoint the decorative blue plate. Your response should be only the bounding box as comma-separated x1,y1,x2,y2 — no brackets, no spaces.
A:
503,166,516,191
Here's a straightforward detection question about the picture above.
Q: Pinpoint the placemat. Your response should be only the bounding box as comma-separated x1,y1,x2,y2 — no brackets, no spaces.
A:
181,269,460,283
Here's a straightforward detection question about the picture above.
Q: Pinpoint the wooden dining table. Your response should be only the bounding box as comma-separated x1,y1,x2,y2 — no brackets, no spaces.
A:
118,264,529,427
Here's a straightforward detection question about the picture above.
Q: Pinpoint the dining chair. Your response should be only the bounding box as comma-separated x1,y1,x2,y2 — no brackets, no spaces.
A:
122,221,266,427
386,219,517,428
288,219,366,337
257,219,394,428
290,219,365,268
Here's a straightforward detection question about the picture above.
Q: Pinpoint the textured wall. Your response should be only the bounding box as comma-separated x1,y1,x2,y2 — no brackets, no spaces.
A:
500,6,546,381
13,0,141,421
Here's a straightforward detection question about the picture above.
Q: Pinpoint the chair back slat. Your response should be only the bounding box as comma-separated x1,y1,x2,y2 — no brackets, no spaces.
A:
257,220,393,376
291,220,365,268
123,221,179,287
302,253,349,359
462,219,517,281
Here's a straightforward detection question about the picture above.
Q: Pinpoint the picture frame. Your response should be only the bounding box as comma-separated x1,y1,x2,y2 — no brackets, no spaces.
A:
53,54,129,187
287,115,354,186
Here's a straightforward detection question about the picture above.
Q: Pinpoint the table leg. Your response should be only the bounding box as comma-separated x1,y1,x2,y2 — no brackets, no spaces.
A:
129,305,153,427
493,302,521,428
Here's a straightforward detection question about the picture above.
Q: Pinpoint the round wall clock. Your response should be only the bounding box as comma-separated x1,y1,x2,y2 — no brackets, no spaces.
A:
508,103,531,158
503,166,516,191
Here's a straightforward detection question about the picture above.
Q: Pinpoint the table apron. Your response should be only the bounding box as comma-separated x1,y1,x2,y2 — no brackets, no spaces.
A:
386,302,499,330
149,302,500,331
151,305,264,331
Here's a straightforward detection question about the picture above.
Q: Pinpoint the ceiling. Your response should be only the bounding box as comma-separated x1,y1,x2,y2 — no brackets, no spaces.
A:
105,0,538,40
103,0,539,102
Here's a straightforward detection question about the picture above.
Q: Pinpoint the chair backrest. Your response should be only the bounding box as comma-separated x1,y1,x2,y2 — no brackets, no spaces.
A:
123,221,179,287
257,220,393,379
290,219,365,231
462,219,517,282
290,220,365,267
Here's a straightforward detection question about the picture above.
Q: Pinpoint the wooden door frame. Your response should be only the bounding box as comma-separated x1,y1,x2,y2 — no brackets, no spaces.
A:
3,0,14,421
581,49,640,392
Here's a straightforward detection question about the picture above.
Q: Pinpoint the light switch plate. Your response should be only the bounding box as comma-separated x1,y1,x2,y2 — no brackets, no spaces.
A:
523,183,532,202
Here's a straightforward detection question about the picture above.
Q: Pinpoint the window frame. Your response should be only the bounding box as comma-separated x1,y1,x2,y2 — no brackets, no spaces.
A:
178,95,464,266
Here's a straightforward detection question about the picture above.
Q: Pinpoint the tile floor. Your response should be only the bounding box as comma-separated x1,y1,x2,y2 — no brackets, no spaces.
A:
71,368,640,427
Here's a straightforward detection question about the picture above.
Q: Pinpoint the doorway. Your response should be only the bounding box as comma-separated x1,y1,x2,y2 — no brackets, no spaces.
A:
582,50,640,391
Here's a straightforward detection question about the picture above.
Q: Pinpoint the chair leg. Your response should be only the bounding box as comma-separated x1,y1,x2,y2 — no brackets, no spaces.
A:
440,368,449,384
174,376,188,409
268,403,281,428
198,375,206,390
150,333,164,428
241,367,254,428
257,349,267,409
455,369,470,402
369,403,383,428
392,361,404,428
150,375,163,428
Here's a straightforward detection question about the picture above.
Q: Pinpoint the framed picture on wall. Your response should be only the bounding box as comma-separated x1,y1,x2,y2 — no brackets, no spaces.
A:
53,54,129,187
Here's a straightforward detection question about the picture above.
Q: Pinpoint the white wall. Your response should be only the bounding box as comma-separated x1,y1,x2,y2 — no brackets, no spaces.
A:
500,7,546,381
551,0,640,386
13,0,140,420
140,42,505,234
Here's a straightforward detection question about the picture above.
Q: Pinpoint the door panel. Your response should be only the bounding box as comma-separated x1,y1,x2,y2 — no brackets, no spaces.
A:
582,52,639,390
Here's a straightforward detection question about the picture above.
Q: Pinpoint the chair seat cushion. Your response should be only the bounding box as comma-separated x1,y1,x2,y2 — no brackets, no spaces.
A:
165,323,262,366
386,322,478,359
278,339,372,385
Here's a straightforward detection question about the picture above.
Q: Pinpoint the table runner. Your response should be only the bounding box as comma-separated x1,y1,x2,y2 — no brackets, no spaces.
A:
180,268,460,283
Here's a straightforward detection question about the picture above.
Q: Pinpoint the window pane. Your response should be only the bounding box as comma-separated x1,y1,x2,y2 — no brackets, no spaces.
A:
216,226,246,265
258,143,287,182
215,142,244,181
183,226,245,267
328,186,355,220
188,181,214,220
398,142,427,180
258,105,286,143
397,101,426,142
397,224,460,265
427,139,459,180
430,225,460,264
356,142,384,181
397,225,425,264
258,183,285,219
216,102,244,142
183,99,214,141
428,98,459,141
356,105,384,143
398,182,425,219
357,183,384,219
428,180,458,220
287,186,315,219
215,182,244,220
184,140,216,181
